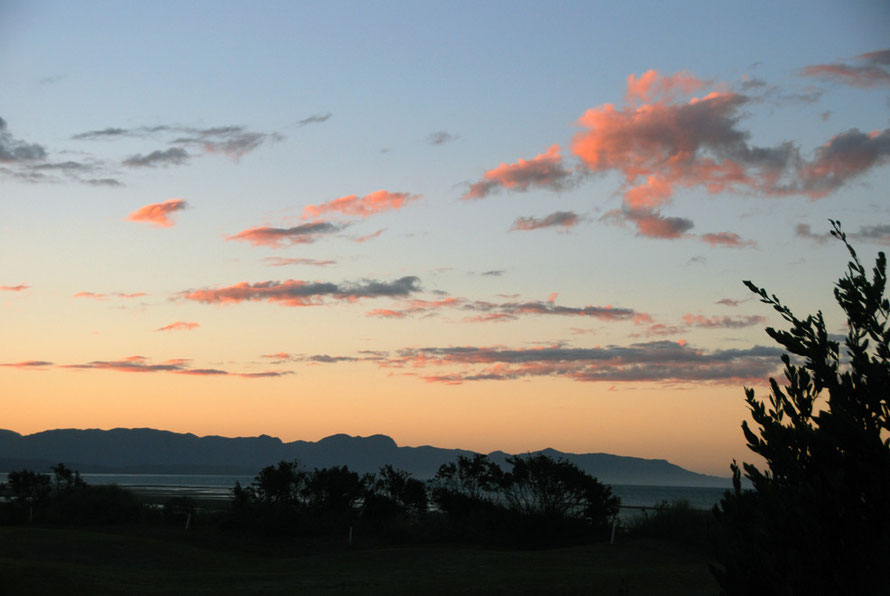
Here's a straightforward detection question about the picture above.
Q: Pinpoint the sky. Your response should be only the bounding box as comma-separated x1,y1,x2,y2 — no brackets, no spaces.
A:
2,1,889,476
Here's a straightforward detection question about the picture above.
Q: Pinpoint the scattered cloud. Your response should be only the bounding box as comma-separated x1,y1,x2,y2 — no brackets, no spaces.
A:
682,314,766,329
801,49,890,88
0,284,29,292
59,354,290,378
716,297,748,307
155,321,199,332
351,229,385,243
367,297,463,318
700,232,756,248
463,145,573,200
74,123,283,162
122,147,189,168
604,207,694,239
183,276,421,307
0,360,53,368
303,190,421,219
0,117,47,163
296,112,332,127
73,291,147,300
262,257,337,267
510,211,581,232
797,221,890,245
127,198,188,227
480,270,505,277
227,222,343,248
427,131,458,146
366,294,649,324
569,69,890,238
378,340,780,385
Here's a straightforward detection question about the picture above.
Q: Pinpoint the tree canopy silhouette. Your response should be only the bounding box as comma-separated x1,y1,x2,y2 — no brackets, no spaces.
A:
712,220,890,595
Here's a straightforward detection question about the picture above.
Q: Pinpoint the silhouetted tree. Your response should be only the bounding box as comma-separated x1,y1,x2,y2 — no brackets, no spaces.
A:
250,460,305,505
712,221,890,595
6,469,51,506
431,453,504,514
363,464,428,518
502,454,618,527
51,463,85,492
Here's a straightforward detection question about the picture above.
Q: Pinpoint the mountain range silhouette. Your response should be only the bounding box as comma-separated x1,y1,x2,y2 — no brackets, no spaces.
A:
0,428,728,487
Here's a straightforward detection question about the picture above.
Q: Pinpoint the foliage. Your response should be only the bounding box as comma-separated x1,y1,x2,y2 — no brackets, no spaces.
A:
626,500,710,549
362,464,428,520
1,465,140,525
712,221,890,595
503,454,618,526
6,469,52,506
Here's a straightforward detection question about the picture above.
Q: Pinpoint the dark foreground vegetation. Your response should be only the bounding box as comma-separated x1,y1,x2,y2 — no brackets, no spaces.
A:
1,457,717,595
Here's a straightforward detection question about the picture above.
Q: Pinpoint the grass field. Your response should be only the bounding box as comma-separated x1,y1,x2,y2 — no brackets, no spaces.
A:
0,524,718,595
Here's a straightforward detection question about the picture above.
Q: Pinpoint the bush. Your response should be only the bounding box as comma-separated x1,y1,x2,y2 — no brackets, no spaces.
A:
626,500,710,548
712,221,890,594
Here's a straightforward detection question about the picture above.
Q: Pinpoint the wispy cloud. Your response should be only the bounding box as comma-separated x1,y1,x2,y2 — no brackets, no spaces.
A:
262,257,337,267
510,211,581,232
797,221,890,245
700,232,756,248
303,190,421,219
296,112,332,127
183,276,421,307
122,148,190,168
74,123,283,162
227,222,343,247
0,117,47,163
366,294,649,324
73,291,147,300
463,145,573,200
427,131,458,146
155,321,199,332
0,360,53,368
682,314,766,329
127,198,188,227
0,284,29,292
377,341,780,385
801,49,890,88
59,354,290,378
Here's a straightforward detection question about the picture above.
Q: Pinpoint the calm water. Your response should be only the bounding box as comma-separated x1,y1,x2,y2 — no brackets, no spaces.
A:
1,472,729,510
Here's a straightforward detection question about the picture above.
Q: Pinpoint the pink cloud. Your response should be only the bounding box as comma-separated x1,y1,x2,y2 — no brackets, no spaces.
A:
801,50,890,88
227,222,341,248
0,360,53,368
700,232,756,248
155,321,199,332
571,69,890,237
463,145,573,199
367,297,463,318
351,229,385,243
626,69,704,104
127,198,188,227
262,257,337,267
303,190,421,219
0,284,29,292
183,276,420,307
381,341,779,386
73,291,147,300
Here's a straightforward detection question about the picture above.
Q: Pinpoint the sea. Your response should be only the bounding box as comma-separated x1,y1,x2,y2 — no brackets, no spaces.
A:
0,472,730,515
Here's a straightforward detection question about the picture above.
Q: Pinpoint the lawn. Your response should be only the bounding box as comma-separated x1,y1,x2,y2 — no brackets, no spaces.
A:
0,525,718,595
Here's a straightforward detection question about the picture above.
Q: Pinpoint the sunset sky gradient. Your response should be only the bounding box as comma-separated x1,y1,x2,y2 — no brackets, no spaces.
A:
2,1,889,475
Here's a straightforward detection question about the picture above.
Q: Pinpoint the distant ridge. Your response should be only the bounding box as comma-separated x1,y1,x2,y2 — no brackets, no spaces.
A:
0,428,729,487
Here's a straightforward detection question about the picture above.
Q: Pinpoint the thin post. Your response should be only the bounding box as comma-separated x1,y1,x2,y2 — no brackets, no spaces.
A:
185,512,191,530
610,516,618,545
347,526,353,546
